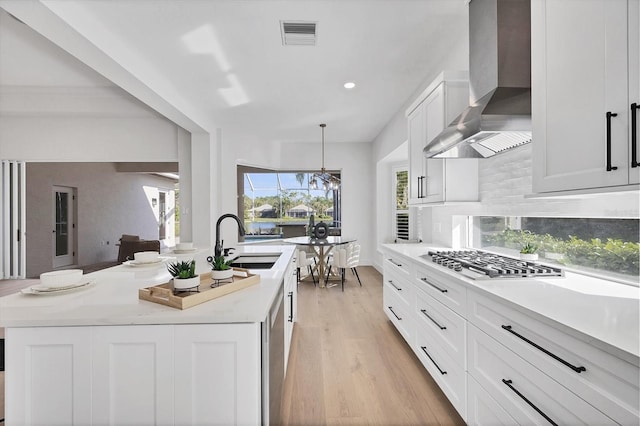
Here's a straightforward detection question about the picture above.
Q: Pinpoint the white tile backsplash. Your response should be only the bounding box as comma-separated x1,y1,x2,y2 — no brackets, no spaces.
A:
425,144,640,247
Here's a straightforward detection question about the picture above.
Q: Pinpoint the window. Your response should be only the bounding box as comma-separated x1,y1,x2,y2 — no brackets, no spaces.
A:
469,216,640,286
238,166,341,240
393,167,410,241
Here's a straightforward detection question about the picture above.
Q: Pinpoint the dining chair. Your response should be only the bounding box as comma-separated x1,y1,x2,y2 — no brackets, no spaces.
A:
296,249,317,286
327,243,362,291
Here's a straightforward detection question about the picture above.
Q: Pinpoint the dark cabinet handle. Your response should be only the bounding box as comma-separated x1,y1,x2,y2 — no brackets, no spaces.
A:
632,103,638,168
288,291,293,322
420,309,446,330
417,176,425,198
606,111,619,171
501,325,586,373
388,280,402,291
502,379,557,426
388,306,402,321
420,346,447,375
387,259,402,267
420,277,448,293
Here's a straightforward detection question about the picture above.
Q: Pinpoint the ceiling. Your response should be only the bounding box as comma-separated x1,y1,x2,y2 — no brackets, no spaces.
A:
0,0,469,146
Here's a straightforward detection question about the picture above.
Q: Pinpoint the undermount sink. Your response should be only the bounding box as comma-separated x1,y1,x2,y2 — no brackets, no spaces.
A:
230,252,281,269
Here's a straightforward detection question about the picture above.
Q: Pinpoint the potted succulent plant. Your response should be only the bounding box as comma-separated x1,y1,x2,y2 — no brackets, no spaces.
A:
207,255,234,281
167,259,199,290
519,242,539,261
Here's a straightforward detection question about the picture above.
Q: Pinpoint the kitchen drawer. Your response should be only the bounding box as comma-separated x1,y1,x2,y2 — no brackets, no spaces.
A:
383,285,413,343
384,255,412,281
414,264,466,317
415,286,466,368
468,324,616,425
383,267,414,308
468,290,639,425
414,326,466,420
467,374,517,426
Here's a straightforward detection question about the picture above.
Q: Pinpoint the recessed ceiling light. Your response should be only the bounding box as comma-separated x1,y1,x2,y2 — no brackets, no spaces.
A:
343,82,356,89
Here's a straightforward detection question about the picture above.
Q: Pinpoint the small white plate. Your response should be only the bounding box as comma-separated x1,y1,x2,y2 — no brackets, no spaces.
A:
173,248,198,254
22,280,94,295
123,259,165,267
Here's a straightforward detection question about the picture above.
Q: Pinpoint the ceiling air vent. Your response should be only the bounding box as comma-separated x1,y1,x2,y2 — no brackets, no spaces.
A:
280,21,317,46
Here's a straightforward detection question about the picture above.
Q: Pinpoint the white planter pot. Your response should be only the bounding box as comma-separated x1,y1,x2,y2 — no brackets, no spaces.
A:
520,253,539,261
172,275,200,290
211,269,234,281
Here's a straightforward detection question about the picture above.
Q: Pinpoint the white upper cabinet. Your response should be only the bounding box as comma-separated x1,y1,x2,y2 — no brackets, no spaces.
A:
532,0,640,192
407,72,478,205
631,0,640,184
407,72,477,205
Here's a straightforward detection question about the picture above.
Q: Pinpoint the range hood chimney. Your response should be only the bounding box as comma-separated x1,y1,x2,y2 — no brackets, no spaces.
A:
424,0,531,159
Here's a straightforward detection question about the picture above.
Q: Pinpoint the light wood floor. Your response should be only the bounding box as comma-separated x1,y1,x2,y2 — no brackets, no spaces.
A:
0,269,463,425
281,266,463,426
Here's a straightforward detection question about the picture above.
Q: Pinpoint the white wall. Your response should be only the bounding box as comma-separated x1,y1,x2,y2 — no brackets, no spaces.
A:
26,162,176,277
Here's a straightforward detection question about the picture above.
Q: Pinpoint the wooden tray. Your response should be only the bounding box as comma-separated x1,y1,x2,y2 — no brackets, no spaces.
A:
138,268,260,310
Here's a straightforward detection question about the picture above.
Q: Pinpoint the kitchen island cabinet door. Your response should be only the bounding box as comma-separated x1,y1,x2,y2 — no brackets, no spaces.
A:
5,327,92,426
91,325,175,425
532,0,631,192
174,323,261,426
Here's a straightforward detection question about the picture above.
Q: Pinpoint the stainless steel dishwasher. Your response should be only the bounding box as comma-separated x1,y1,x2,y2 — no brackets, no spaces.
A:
262,285,284,425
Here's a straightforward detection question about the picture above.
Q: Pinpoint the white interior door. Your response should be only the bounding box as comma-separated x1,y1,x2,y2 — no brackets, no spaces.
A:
53,186,75,268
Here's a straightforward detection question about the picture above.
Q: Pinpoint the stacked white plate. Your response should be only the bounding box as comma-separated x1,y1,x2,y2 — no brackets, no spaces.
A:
22,270,94,296
21,280,94,296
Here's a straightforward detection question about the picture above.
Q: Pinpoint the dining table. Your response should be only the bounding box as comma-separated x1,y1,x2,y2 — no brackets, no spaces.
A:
283,236,356,288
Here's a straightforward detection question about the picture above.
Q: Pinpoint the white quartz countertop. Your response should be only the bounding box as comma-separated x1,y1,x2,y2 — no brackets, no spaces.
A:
382,243,640,363
0,245,295,327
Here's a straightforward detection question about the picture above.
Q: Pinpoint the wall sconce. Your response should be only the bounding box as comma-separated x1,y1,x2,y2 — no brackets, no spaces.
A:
152,198,158,207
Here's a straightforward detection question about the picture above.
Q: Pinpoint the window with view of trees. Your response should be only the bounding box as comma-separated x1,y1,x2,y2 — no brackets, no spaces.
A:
238,166,341,240
394,168,410,241
470,216,639,286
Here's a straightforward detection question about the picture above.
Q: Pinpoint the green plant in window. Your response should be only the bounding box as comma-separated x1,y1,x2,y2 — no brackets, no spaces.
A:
520,242,538,254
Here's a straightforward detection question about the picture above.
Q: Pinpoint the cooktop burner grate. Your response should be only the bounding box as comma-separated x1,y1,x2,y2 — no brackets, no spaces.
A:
423,249,564,279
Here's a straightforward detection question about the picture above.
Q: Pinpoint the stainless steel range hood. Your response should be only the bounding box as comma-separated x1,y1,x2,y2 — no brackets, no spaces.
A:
424,0,531,159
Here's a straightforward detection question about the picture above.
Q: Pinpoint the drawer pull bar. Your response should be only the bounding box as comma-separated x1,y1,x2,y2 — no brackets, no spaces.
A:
388,306,402,321
420,309,446,330
388,259,402,267
420,277,448,293
501,325,586,373
420,346,447,375
388,280,402,291
502,379,557,426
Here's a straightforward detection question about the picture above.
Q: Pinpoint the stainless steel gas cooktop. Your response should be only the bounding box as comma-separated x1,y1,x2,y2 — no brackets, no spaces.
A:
422,249,564,280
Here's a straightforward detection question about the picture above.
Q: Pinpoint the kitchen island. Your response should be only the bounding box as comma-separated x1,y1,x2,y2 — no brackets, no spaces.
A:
0,245,296,425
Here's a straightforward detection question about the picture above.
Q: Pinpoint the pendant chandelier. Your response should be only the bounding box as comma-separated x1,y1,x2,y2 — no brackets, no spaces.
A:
310,123,341,191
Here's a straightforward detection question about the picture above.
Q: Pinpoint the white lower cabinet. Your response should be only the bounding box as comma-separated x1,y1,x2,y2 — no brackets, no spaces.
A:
6,323,262,425
382,246,639,426
468,289,639,425
6,327,92,426
414,326,467,419
284,258,297,371
383,283,414,343
467,374,517,426
92,325,175,425
467,324,616,425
